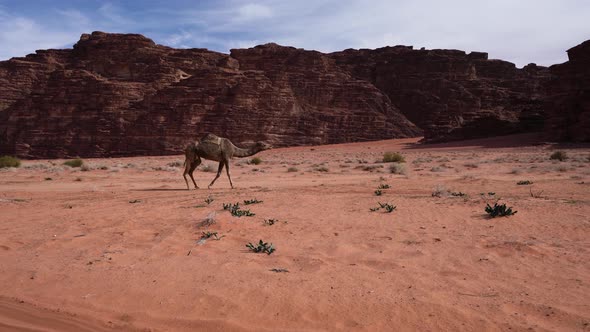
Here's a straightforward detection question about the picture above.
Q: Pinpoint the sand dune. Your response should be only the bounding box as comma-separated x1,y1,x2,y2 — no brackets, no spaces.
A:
1,135,589,331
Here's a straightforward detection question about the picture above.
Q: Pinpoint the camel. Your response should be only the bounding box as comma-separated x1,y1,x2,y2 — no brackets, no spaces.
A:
183,134,271,189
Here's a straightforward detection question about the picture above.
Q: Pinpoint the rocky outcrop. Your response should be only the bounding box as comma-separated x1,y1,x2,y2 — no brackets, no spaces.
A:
545,40,590,141
0,32,420,158
330,47,550,142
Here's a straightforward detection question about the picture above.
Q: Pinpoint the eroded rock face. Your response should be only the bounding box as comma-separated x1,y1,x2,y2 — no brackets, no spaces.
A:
0,32,420,158
545,40,590,142
330,46,550,142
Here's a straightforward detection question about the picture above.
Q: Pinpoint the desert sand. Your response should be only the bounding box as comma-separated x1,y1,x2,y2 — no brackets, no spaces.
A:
1,134,589,331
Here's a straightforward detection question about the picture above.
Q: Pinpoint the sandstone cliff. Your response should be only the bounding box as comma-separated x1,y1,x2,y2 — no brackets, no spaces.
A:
0,32,420,158
545,40,590,142
329,46,550,142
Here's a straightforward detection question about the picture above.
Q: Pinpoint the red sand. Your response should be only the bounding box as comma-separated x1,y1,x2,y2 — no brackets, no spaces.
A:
1,135,589,331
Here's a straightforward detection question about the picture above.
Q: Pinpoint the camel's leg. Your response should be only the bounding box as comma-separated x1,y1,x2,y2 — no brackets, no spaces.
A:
224,160,234,189
208,162,225,189
188,156,201,189
183,158,192,190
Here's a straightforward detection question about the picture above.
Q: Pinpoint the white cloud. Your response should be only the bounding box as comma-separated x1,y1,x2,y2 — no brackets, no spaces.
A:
236,3,273,21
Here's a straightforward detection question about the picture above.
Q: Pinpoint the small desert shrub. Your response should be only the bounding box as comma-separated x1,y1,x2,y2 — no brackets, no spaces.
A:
451,191,467,197
64,159,84,168
243,198,263,205
379,202,397,213
485,203,517,218
378,183,390,189
430,166,444,172
201,231,224,240
517,180,533,185
167,160,183,167
246,240,275,255
356,164,383,172
315,166,329,172
371,202,396,213
204,195,214,205
287,167,299,172
550,151,568,161
374,189,383,196
249,157,263,165
464,163,479,169
432,185,449,197
389,163,406,175
80,164,91,172
383,152,405,163
0,156,21,168
223,202,255,217
201,164,215,172
44,177,53,181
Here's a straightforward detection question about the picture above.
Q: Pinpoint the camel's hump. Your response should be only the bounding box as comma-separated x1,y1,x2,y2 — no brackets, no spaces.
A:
200,133,223,145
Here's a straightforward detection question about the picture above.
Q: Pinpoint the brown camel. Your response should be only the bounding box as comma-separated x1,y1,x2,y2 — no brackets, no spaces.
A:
183,134,271,189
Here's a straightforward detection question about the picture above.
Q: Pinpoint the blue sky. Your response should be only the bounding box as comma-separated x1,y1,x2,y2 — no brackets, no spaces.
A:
1,0,589,67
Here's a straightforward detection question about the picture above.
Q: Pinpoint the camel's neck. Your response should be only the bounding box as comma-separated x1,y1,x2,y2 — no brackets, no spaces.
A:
233,145,263,158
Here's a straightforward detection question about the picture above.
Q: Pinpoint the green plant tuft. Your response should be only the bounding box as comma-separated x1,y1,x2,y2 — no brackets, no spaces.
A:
64,158,84,167
223,202,255,217
485,203,517,218
246,240,275,255
243,198,263,205
0,156,21,168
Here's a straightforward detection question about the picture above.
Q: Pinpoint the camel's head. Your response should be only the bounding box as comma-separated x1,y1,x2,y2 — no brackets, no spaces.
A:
255,141,272,152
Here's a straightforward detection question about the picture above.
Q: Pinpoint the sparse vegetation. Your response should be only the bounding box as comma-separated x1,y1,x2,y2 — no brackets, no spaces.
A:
205,195,214,205
201,231,224,240
378,183,391,189
243,198,263,205
517,180,533,185
432,185,449,197
485,203,517,218
263,218,280,226
379,202,397,213
44,177,53,181
167,161,183,167
0,156,21,168
383,152,405,163
249,157,263,165
64,159,84,168
389,163,406,175
315,166,329,172
550,151,568,161
451,191,467,197
287,167,299,172
374,189,383,196
129,199,142,204
246,240,275,255
371,202,396,213
223,202,255,217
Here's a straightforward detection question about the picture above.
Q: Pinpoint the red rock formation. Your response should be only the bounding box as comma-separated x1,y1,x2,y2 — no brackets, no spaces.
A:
330,46,550,142
0,32,420,158
545,40,590,141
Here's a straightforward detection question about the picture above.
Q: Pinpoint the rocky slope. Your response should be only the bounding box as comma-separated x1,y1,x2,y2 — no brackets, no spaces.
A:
1,31,585,158
0,32,420,158
545,40,590,142
330,47,550,142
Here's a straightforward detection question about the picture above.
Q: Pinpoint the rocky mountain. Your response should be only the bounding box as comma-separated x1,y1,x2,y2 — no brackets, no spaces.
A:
0,31,585,158
545,40,590,142
0,32,420,158
330,46,550,142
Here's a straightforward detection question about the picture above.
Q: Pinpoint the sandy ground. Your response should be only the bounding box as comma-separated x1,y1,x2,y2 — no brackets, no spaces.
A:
1,134,589,331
